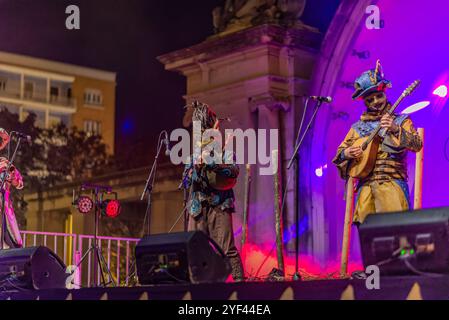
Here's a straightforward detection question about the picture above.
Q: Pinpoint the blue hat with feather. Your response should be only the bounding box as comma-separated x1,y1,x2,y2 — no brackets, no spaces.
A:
352,60,392,100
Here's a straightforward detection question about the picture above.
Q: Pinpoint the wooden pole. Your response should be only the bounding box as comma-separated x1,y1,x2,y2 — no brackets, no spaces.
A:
414,128,424,210
273,150,285,274
340,177,355,278
241,164,251,264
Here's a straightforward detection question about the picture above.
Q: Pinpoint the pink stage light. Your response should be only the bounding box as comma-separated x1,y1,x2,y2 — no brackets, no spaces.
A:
401,101,431,115
315,164,328,178
433,85,448,98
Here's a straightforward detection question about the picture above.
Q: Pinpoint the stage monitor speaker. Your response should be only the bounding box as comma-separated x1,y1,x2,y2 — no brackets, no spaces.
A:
359,207,449,276
0,246,68,290
135,231,232,284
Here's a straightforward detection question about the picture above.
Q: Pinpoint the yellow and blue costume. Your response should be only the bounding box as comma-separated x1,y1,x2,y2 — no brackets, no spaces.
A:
333,62,423,223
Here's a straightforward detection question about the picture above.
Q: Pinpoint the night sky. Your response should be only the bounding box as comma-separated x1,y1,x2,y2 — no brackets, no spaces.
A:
0,0,339,167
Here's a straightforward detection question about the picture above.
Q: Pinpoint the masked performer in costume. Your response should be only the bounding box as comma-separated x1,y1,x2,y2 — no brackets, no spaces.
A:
0,128,24,248
333,61,423,223
181,102,244,281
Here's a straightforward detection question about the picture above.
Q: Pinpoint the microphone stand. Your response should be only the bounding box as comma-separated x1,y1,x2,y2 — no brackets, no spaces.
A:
140,135,164,236
286,99,325,280
183,187,189,232
171,154,193,234
0,137,23,250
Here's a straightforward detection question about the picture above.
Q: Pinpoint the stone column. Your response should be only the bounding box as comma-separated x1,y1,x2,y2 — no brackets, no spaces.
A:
247,94,289,246
158,24,321,259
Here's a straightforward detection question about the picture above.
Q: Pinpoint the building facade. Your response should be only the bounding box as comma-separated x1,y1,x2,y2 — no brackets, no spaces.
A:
0,51,116,153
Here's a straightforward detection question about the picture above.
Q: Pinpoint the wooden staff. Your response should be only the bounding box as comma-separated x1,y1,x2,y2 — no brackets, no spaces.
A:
273,150,285,274
241,164,251,249
340,177,355,278
414,128,424,209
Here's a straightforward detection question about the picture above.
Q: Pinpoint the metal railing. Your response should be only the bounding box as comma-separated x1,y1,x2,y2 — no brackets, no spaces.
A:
20,230,140,288
0,89,76,108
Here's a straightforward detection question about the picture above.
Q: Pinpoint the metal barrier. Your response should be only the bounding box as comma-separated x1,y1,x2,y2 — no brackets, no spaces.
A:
76,234,139,287
19,230,139,288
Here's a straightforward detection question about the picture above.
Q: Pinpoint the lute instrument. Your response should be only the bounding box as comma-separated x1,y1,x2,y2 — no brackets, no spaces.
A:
347,80,420,179
189,120,237,191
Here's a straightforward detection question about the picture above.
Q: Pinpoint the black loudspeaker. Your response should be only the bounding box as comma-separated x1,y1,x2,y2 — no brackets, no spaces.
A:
0,246,68,290
359,207,449,275
135,231,232,284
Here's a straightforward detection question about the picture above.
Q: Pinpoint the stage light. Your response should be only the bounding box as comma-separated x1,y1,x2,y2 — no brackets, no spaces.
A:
101,199,121,218
76,196,93,214
433,85,448,98
315,164,328,178
401,101,430,115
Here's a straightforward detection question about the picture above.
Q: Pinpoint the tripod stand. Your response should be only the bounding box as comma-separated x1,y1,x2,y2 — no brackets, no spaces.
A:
76,184,116,287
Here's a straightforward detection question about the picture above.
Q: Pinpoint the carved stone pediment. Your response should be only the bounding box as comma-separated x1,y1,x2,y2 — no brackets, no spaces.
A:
212,0,317,35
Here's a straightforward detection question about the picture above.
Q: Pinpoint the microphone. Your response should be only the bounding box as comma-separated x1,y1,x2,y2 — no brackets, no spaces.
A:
310,96,333,103
11,131,32,145
163,131,171,156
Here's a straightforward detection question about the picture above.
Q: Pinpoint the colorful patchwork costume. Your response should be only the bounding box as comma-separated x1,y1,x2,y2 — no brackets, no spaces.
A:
181,102,244,281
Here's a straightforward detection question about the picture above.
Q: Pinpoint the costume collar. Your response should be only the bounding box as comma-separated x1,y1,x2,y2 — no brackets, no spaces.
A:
360,103,390,121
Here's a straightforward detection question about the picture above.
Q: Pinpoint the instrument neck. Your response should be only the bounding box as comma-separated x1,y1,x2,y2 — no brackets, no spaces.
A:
361,96,404,150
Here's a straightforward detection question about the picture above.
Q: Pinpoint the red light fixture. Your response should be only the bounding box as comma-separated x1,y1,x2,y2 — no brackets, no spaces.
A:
101,199,121,218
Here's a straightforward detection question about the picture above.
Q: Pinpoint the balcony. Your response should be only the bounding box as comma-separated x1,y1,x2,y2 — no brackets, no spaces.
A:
0,87,76,109
0,70,76,111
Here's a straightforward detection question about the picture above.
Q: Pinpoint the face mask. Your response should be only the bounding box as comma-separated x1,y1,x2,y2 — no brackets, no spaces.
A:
363,92,387,112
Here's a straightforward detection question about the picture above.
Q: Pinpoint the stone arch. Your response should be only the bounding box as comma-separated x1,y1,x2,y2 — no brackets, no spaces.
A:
303,0,376,263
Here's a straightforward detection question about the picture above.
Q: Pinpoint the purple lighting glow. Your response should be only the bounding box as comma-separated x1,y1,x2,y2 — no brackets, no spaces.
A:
313,0,449,264
433,85,448,98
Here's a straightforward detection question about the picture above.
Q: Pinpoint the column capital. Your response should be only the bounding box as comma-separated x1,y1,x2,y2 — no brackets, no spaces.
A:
249,93,290,113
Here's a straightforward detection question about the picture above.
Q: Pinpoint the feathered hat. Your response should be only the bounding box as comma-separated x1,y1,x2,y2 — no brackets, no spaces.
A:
183,101,218,130
352,59,392,100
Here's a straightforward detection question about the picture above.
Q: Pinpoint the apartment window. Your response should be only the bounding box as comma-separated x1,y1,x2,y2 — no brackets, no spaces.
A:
49,113,70,127
84,89,103,106
50,86,59,96
49,115,62,128
24,81,34,98
84,120,102,136
50,86,59,102
0,78,6,91
22,109,45,128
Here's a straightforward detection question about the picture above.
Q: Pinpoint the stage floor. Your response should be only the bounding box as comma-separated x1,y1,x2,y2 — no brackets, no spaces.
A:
1,275,448,300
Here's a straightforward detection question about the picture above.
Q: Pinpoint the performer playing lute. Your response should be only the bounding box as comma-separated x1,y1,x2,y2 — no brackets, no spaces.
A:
0,128,24,248
181,102,244,281
333,60,423,223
